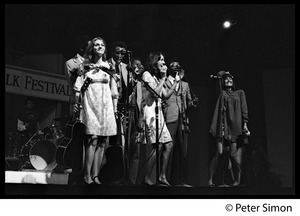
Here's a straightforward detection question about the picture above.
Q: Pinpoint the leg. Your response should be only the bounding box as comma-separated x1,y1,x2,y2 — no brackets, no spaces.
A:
208,141,223,186
128,141,140,184
143,144,160,185
91,136,107,184
127,109,140,184
230,142,243,186
166,120,179,184
159,141,173,186
182,132,189,184
84,135,97,184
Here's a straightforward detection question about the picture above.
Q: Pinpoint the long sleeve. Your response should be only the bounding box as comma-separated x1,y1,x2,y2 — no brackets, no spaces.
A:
186,84,194,108
110,76,119,100
240,90,249,124
73,65,85,93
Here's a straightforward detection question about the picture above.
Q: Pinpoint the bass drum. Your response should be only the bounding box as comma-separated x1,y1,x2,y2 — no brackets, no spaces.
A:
29,139,57,171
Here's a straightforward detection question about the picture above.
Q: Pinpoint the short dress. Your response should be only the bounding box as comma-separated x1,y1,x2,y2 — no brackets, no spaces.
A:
210,89,248,142
137,71,172,144
74,61,118,136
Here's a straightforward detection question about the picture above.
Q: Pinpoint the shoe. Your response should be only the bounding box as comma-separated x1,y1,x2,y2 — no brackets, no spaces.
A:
158,180,171,187
176,183,193,187
92,176,101,185
83,179,93,185
141,179,153,186
208,183,215,187
232,181,240,186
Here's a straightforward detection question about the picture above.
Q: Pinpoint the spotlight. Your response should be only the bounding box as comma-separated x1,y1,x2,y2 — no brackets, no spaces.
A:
223,20,231,28
222,18,237,29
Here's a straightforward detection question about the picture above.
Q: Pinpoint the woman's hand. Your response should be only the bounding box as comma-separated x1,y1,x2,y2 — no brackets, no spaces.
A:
175,72,181,82
243,124,250,136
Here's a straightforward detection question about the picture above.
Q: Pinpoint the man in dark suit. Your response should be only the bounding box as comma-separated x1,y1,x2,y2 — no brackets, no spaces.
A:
63,35,90,184
107,41,133,109
164,59,198,187
105,41,133,184
65,35,91,116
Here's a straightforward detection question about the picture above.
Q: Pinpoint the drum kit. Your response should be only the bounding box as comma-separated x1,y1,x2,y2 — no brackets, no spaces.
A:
7,116,70,171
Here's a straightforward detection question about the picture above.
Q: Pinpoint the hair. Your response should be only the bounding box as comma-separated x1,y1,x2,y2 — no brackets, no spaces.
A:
145,51,165,79
83,37,107,64
131,57,142,64
24,97,35,105
221,74,236,90
111,41,127,51
168,57,179,66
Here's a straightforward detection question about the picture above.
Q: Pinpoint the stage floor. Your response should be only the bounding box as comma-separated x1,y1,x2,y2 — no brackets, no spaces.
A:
5,183,295,197
4,169,295,197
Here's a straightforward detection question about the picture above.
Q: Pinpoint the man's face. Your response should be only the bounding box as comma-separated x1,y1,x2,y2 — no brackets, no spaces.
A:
169,61,180,77
113,46,126,63
26,100,35,109
80,40,90,53
132,59,144,75
170,61,180,70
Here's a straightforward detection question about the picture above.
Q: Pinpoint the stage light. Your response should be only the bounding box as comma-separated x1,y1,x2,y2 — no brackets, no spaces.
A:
223,20,232,29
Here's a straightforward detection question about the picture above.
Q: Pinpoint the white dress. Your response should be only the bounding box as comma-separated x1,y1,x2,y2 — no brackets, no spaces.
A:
139,71,172,144
74,61,118,136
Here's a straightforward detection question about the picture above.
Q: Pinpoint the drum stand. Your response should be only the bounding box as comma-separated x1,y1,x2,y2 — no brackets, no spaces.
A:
18,160,31,171
18,131,40,171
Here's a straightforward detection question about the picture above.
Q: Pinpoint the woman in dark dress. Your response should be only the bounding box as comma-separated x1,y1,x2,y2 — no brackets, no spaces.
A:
208,71,250,186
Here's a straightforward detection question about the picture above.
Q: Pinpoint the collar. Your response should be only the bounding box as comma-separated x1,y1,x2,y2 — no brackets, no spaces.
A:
168,75,175,83
76,53,84,62
110,58,122,66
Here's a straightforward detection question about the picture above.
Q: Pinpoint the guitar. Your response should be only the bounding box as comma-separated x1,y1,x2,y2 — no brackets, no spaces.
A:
56,77,92,174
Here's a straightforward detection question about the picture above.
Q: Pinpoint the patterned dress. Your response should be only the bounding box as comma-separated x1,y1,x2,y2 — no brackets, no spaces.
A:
74,61,118,136
137,71,172,144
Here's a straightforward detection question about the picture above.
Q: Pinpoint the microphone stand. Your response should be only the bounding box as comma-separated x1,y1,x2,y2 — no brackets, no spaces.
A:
113,52,132,185
123,52,132,184
178,72,189,186
217,79,230,187
140,79,165,186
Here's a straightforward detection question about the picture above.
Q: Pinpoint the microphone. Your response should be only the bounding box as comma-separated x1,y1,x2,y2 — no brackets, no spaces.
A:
210,75,222,79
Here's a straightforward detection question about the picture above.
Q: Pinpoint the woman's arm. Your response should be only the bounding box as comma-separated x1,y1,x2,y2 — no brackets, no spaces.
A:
110,77,119,113
240,90,250,135
142,71,165,96
162,73,180,99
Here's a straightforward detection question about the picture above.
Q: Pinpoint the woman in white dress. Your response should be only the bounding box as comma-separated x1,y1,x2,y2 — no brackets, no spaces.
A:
140,52,180,186
74,37,118,184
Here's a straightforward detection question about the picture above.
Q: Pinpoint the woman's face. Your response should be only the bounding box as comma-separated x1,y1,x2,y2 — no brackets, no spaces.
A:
224,76,233,87
93,39,106,57
157,54,166,72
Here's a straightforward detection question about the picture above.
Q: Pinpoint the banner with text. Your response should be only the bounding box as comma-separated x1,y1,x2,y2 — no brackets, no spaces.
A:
5,65,71,102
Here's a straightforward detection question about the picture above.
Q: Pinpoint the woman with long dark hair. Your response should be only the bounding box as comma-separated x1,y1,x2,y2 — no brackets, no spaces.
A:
139,52,180,186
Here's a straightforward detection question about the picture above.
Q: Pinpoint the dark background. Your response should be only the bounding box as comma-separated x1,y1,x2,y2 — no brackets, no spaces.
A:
5,4,295,187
